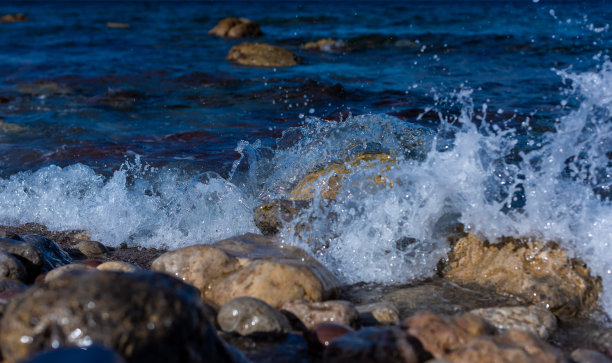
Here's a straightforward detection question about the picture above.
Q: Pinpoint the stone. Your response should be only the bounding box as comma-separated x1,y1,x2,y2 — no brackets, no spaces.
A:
226,42,300,68
20,234,72,272
356,302,400,326
107,22,130,29
571,348,612,363
96,261,141,272
209,17,262,38
44,263,96,282
253,199,310,236
0,279,25,294
0,270,245,363
0,238,45,278
443,234,601,319
469,305,557,339
16,82,72,95
302,38,346,52
0,230,22,240
24,345,126,363
289,153,395,201
0,13,27,23
0,119,23,132
281,299,360,330
152,233,339,309
0,249,27,282
307,322,353,351
323,326,432,363
75,240,110,259
217,297,291,336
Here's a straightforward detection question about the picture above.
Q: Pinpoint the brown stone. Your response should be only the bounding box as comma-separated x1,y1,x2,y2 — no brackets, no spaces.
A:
443,234,601,318
0,13,27,23
97,260,141,272
226,42,300,68
356,302,400,326
0,120,23,132
469,305,557,339
75,240,110,259
151,233,339,308
302,38,346,52
209,17,262,38
217,297,290,336
282,299,360,330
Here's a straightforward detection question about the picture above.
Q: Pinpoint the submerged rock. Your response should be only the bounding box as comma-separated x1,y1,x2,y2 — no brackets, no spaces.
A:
107,22,130,29
0,270,244,363
218,297,291,336
0,119,23,132
0,13,27,23
152,233,339,308
443,234,601,319
209,17,262,38
226,43,300,68
469,305,557,339
281,299,360,330
301,38,347,52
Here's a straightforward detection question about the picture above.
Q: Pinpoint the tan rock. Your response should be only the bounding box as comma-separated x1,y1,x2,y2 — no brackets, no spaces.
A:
226,42,300,68
44,263,96,282
217,297,290,336
96,261,141,273
152,233,339,308
281,299,360,330
469,305,557,339
571,348,612,363
289,153,395,201
75,240,110,259
356,302,400,326
107,22,130,29
209,17,262,38
302,38,346,52
0,120,23,132
0,13,27,23
443,234,601,319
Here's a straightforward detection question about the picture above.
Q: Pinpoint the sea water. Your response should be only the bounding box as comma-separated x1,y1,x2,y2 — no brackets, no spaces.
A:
0,0,610,316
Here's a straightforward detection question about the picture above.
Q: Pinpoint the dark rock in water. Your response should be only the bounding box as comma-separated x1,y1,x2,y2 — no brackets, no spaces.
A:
209,17,262,38
24,345,126,363
226,43,300,68
306,322,353,352
254,199,311,235
301,38,347,52
0,270,245,363
323,326,431,363
218,297,291,337
0,13,27,23
0,249,27,282
281,299,360,330
107,22,130,29
21,234,73,272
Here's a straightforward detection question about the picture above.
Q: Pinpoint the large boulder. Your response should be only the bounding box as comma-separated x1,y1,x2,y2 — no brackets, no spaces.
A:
443,234,601,319
0,270,244,363
152,233,339,308
209,17,262,38
226,43,300,68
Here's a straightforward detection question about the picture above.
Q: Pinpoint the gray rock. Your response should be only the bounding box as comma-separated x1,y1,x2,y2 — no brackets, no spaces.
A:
469,305,557,339
0,270,245,363
282,299,360,330
0,237,45,277
75,240,110,259
218,297,291,336
0,249,27,282
21,234,72,271
571,349,612,363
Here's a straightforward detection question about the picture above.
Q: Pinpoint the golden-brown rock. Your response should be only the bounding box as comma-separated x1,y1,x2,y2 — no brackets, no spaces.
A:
226,42,300,68
443,234,601,319
281,299,360,330
0,13,27,23
209,17,262,38
97,260,141,273
152,233,339,308
301,38,346,52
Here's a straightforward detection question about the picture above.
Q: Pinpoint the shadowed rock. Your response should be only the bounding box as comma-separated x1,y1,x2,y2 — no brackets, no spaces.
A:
218,297,291,336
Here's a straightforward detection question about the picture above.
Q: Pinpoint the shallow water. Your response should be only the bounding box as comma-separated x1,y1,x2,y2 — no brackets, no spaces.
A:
0,1,611,318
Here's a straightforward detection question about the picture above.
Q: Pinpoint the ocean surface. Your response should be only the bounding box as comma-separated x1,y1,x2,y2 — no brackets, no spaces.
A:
0,1,611,315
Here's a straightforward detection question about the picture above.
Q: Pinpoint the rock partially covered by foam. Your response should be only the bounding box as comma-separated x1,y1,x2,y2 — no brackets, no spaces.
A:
226,43,300,68
152,233,339,308
0,270,243,363
209,17,262,38
443,234,601,319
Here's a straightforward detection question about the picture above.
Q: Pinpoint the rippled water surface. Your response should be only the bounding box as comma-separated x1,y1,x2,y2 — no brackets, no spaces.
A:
1,1,611,315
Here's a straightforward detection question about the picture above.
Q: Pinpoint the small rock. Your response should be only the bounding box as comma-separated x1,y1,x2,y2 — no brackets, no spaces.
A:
302,38,346,52
24,345,126,363
44,263,96,282
356,302,400,326
0,238,45,278
469,305,557,339
323,326,432,363
253,199,311,236
0,249,27,282
571,348,612,363
226,42,300,68
0,119,23,132
209,17,262,38
306,322,353,351
218,297,290,336
107,22,130,29
75,240,110,259
0,13,27,23
282,299,360,330
96,261,141,272
152,233,339,308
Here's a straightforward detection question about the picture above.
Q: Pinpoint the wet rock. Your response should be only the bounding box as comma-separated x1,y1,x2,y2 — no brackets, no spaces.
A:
0,238,45,278
301,38,346,52
0,270,244,363
446,329,566,363
21,234,72,271
0,119,23,132
44,263,96,282
571,348,612,363
152,233,339,308
281,299,360,330
226,42,300,68
356,302,400,326
469,305,557,339
107,22,130,29
289,153,395,201
75,240,110,259
0,249,27,282
209,17,262,38
253,199,310,236
323,326,432,363
24,345,126,363
96,261,141,272
443,234,601,319
218,297,291,336
306,322,353,351
0,13,27,23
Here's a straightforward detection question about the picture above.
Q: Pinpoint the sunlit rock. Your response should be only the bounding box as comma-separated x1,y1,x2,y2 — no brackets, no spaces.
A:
469,305,557,339
356,302,400,326
75,240,110,259
443,234,601,319
217,297,290,336
208,17,262,38
281,299,360,330
96,261,141,273
152,233,339,308
226,42,300,68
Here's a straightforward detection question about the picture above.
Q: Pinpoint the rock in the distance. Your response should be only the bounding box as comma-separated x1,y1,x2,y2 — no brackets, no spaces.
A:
226,43,300,68
209,17,262,38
